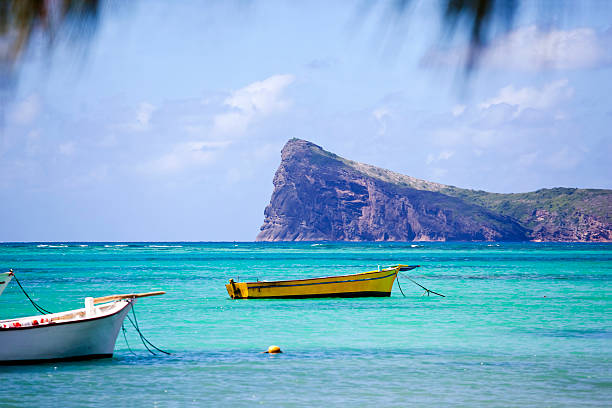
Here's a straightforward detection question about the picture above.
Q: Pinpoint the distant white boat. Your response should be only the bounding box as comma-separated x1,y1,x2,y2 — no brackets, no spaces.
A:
0,272,165,365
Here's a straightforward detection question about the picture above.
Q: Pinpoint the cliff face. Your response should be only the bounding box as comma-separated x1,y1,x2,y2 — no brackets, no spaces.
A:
257,139,611,242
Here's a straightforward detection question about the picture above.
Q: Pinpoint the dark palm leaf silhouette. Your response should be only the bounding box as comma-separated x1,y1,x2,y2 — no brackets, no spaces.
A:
1,0,521,72
1,0,100,121
0,0,548,123
1,0,100,65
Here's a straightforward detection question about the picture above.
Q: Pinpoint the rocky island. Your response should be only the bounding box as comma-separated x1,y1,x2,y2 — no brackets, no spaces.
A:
256,139,611,242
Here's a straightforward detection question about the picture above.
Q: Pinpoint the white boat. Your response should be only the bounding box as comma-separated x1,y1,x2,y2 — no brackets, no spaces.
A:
0,271,165,364
0,271,12,296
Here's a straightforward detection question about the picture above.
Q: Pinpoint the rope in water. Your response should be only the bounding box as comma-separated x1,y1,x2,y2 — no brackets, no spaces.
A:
125,301,171,355
127,302,157,355
9,270,54,314
121,323,137,355
397,272,446,298
128,314,156,355
396,274,407,297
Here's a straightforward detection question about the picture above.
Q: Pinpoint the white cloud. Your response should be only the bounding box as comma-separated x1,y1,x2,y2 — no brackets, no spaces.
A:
373,107,391,136
135,103,156,130
373,107,390,121
426,150,454,164
146,140,231,174
451,105,466,117
479,79,573,113
114,102,157,132
423,26,612,71
213,74,295,135
59,142,76,156
9,94,40,125
483,26,611,71
213,111,250,135
438,150,454,160
428,80,573,156
226,74,294,114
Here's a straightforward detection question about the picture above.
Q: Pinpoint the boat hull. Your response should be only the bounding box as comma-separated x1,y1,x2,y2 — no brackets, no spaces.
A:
0,301,132,365
226,268,400,299
0,272,12,296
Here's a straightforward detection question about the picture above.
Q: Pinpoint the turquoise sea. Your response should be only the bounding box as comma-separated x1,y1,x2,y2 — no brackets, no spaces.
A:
0,242,610,407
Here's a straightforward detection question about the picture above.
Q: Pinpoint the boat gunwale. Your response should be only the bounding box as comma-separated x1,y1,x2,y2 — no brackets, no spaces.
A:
246,270,400,290
238,266,402,286
0,300,131,332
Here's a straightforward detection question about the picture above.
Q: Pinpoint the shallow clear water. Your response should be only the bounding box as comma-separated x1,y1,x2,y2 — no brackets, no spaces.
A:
1,242,610,407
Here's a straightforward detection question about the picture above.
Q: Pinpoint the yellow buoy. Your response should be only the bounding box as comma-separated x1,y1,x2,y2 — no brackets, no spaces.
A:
264,345,282,354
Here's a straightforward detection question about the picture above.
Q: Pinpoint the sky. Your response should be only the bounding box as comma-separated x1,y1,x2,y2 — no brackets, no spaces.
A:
1,0,611,242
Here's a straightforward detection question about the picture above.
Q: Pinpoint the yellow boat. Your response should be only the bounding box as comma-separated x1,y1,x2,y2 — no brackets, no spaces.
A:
225,265,419,299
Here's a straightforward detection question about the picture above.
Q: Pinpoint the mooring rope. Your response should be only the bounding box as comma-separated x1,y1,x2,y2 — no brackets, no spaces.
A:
126,308,156,355
9,270,54,314
397,272,446,297
396,273,407,297
126,301,171,355
121,323,137,355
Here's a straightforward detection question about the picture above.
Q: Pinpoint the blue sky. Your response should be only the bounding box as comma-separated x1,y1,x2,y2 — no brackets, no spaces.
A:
1,0,611,241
